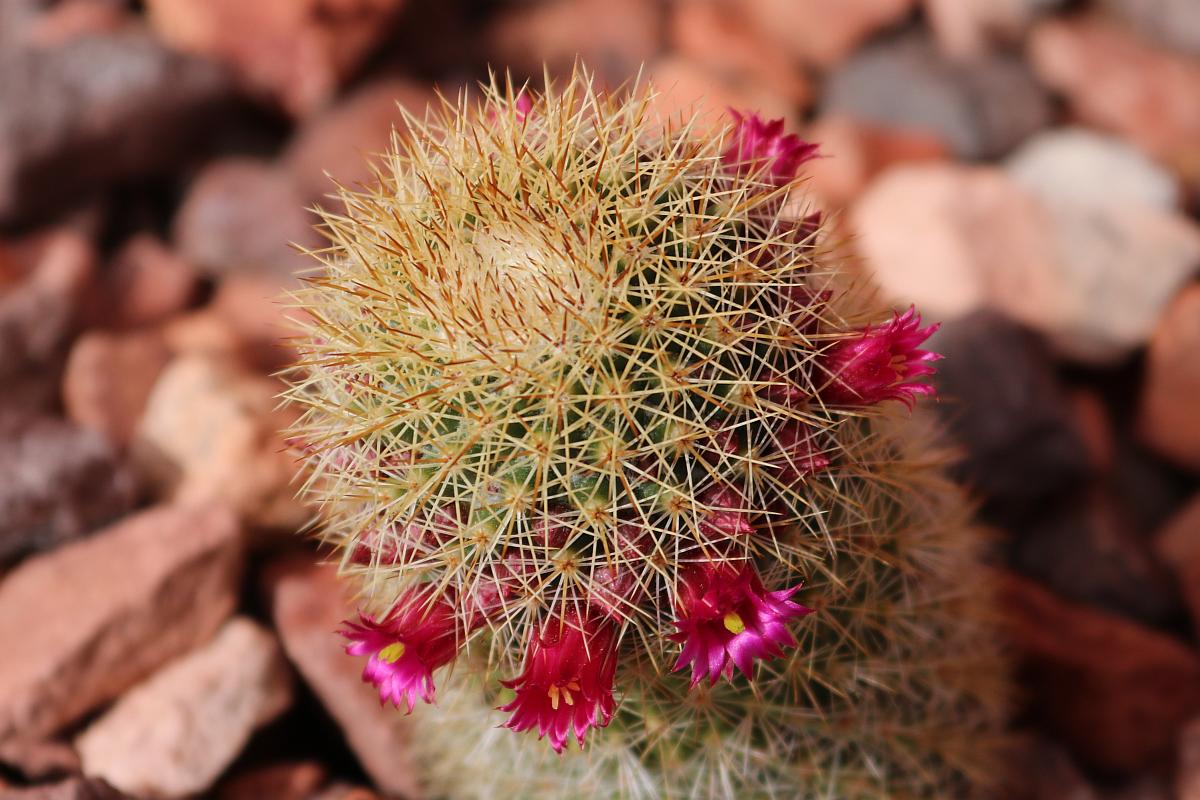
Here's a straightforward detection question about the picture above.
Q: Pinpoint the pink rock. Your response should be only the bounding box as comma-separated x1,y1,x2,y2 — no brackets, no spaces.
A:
62,329,172,447
1153,495,1200,636
0,504,242,742
1139,286,1200,471
999,570,1200,773
487,0,663,86
923,0,1048,59
646,56,794,135
76,618,292,798
97,234,199,331
735,0,915,67
1030,15,1200,184
267,558,422,799
143,0,406,116
0,737,81,782
669,0,812,109
24,0,130,48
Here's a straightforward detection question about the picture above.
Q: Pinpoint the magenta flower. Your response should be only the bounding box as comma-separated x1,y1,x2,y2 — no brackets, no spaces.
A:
500,613,619,752
515,91,534,121
723,110,819,186
819,307,942,407
671,561,810,687
341,587,462,712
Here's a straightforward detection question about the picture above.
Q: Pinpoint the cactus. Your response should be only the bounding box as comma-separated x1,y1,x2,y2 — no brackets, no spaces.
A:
284,70,1008,799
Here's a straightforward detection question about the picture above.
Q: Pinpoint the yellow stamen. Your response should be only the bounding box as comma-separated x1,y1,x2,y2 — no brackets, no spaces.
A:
548,684,560,710
378,642,407,663
723,612,746,635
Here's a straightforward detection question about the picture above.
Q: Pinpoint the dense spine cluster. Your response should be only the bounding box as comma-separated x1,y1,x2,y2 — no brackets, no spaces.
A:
285,71,1006,798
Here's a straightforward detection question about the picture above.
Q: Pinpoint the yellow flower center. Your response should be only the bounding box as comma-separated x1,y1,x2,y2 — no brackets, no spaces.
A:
723,611,746,635
547,679,582,710
378,642,407,663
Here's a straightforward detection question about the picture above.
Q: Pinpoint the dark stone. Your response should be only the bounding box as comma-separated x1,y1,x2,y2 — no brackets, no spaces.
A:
0,777,132,799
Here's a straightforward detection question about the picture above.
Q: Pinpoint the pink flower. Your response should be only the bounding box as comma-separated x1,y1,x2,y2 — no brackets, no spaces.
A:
514,91,534,121
819,307,942,407
699,484,754,538
769,421,831,485
500,612,619,752
341,588,462,712
723,110,819,186
671,561,810,687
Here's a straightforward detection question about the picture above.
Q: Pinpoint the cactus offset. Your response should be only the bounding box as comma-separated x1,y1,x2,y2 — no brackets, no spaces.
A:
285,70,1007,798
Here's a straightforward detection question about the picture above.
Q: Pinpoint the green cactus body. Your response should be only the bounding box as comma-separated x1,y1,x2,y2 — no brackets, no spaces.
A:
285,71,1008,799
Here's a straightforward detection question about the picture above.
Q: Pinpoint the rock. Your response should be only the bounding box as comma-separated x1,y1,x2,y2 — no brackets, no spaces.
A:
923,0,1061,59
0,230,95,384
998,570,1200,773
134,354,307,530
735,0,915,67
853,163,1200,363
143,0,406,116
1012,489,1177,625
668,1,812,110
1139,285,1200,471
1153,495,1200,637
1013,735,1100,800
823,31,1053,160
646,56,795,134
284,79,435,209
308,785,382,800
1029,15,1200,184
173,158,322,279
76,618,292,798
0,504,241,742
216,761,328,800
267,558,421,799
0,415,135,564
0,777,133,799
22,0,130,48
0,31,230,225
1181,717,1200,800
62,330,172,448
1007,128,1180,213
927,311,1089,526
1098,0,1200,57
803,113,948,208
96,235,200,331
0,738,81,782
1107,777,1171,800
486,0,663,87
1069,390,1115,474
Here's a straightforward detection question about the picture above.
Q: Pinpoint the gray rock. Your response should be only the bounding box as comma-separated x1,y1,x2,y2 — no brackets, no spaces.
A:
823,31,1054,159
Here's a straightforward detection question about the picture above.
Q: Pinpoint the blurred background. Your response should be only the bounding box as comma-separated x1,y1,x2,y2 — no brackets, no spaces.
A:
0,0,1198,798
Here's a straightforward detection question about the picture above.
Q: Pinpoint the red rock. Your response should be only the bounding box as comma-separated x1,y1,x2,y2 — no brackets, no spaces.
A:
134,355,307,530
998,570,1200,773
1013,735,1101,800
0,738,81,782
1181,717,1200,800
1069,390,1115,474
216,761,328,800
487,0,663,86
669,0,812,109
143,0,406,116
0,504,242,742
172,158,322,278
309,785,382,800
62,330,172,448
284,78,435,209
209,275,303,373
735,0,915,67
0,777,133,799
1030,15,1200,184
646,56,794,135
98,234,199,330
24,0,130,48
76,618,292,798
267,558,421,799
1139,286,1200,471
1153,495,1200,637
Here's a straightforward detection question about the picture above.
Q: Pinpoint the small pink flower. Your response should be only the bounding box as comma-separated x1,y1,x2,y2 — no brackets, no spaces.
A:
671,561,810,687
769,421,831,485
699,484,754,538
723,110,819,186
514,91,534,121
341,588,462,712
589,525,650,619
819,306,942,407
500,612,619,753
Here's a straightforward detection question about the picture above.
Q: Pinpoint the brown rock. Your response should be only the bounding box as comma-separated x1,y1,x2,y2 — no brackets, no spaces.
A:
76,618,292,798
1153,495,1200,636
669,0,812,109
62,330,172,448
0,738,80,782
0,777,133,799
1181,717,1200,800
144,0,406,116
216,761,328,800
1013,735,1100,800
646,56,794,134
134,354,307,530
98,234,199,331
1030,15,1200,184
173,158,322,278
735,0,914,67
0,415,135,563
267,558,421,799
210,274,303,373
998,570,1200,773
0,504,242,741
284,78,435,208
487,0,663,87
1139,286,1200,471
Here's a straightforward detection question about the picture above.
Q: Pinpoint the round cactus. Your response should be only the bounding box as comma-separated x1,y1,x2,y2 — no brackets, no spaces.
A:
284,71,1007,799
